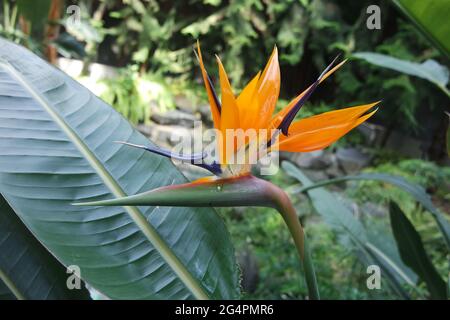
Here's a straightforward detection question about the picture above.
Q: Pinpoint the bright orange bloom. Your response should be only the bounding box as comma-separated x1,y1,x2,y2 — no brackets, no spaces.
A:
120,42,378,179
195,41,379,177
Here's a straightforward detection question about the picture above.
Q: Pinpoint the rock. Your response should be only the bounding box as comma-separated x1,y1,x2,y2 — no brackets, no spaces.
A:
152,125,193,147
237,248,260,294
290,150,332,170
151,109,200,127
357,122,384,145
198,104,213,126
174,95,197,114
336,147,371,173
136,124,152,137
137,122,194,148
57,57,117,81
325,154,344,178
278,151,293,162
362,202,386,218
384,130,423,158
301,168,329,182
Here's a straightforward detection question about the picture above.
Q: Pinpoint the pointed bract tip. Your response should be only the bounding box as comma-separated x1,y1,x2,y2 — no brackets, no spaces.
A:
369,100,382,110
196,39,202,52
114,141,146,149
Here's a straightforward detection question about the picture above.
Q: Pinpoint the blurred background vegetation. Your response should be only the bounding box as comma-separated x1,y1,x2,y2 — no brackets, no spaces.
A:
1,0,448,299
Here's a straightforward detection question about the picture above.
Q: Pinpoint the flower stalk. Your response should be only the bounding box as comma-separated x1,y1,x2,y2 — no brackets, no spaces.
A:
75,174,320,299
270,186,319,299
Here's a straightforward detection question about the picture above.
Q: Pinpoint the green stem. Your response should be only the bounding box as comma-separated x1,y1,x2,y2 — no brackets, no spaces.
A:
268,183,320,300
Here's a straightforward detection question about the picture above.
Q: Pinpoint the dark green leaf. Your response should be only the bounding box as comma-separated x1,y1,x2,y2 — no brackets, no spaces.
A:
0,194,90,299
0,38,239,299
389,201,447,299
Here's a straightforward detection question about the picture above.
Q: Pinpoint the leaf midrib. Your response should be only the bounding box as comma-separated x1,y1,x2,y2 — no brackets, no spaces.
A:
0,60,208,300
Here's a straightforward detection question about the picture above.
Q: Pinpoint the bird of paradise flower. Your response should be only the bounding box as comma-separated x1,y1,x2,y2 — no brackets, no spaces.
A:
76,41,380,299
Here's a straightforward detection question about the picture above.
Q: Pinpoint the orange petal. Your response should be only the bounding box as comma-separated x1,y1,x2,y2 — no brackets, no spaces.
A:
287,101,379,135
277,103,378,152
237,71,261,121
196,40,221,129
217,55,240,164
241,46,280,130
270,59,347,130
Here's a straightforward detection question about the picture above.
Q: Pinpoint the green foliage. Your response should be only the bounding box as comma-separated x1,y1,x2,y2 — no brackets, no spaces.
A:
283,161,419,298
283,161,450,299
108,0,192,75
353,52,449,97
4,0,448,139
222,205,393,299
0,1,37,50
100,66,175,124
394,0,450,58
0,0,84,59
347,159,450,209
16,0,51,32
332,17,447,135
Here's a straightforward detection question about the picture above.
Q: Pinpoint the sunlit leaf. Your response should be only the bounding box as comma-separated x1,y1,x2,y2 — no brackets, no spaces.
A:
393,0,450,58
353,52,449,97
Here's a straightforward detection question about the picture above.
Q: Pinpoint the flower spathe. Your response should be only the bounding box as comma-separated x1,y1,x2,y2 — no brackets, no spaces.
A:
120,41,379,178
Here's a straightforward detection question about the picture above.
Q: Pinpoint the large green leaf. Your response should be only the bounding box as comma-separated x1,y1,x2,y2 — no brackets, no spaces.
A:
288,172,450,250
0,38,239,299
393,0,450,59
282,162,416,298
352,52,449,97
0,194,90,300
389,201,447,299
